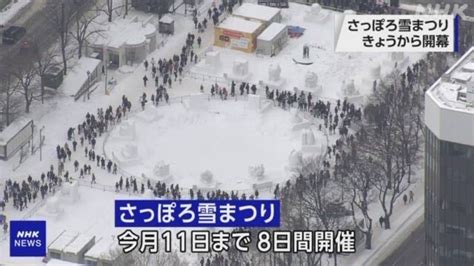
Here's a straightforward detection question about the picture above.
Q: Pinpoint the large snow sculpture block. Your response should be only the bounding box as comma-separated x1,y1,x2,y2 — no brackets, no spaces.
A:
249,164,265,180
305,72,318,88
302,129,316,146
153,161,170,178
233,59,249,76
205,51,221,68
268,64,282,82
201,170,214,184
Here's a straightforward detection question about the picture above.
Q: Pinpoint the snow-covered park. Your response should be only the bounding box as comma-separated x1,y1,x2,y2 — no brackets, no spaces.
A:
0,0,427,264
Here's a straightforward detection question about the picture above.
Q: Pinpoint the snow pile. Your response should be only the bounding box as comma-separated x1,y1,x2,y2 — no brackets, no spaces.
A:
153,161,171,180
200,170,214,184
249,164,265,180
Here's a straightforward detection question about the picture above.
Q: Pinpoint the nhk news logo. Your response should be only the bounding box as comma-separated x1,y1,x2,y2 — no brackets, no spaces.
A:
10,220,46,257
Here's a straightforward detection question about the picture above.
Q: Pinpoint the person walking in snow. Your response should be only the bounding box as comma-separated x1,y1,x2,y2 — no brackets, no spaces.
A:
403,194,408,205
144,60,149,71
409,190,414,203
197,36,202,48
379,216,384,228
143,75,148,87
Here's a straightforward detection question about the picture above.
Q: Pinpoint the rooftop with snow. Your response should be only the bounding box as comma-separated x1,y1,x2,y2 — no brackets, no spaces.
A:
233,3,280,22
426,47,474,113
217,16,263,33
89,15,156,48
257,22,287,41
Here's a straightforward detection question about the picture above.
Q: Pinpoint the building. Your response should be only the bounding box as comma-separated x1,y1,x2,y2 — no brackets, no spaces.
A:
86,15,157,69
256,22,288,56
0,119,33,160
232,3,282,26
424,47,474,266
214,16,264,53
48,231,95,264
84,238,121,266
159,14,174,35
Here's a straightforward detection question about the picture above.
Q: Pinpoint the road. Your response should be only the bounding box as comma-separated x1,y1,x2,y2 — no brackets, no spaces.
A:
380,223,425,266
0,0,92,67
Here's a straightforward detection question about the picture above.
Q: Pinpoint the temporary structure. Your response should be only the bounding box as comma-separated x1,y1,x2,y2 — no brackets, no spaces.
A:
256,23,288,56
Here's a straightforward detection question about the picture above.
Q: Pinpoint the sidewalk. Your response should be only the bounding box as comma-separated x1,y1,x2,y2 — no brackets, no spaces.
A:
342,175,425,266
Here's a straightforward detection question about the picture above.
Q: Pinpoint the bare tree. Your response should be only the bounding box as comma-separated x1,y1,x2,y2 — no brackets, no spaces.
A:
100,0,123,22
46,0,76,75
0,69,22,127
363,70,418,229
339,131,376,250
32,41,60,104
70,10,103,59
10,59,39,114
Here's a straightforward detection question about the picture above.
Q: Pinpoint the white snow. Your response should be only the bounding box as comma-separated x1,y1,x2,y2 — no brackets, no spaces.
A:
233,3,280,23
0,0,32,25
60,57,101,96
257,22,287,42
159,14,174,24
0,118,31,145
62,234,94,255
103,100,322,191
217,16,262,34
90,16,156,48
84,237,118,261
48,231,79,252
0,1,427,264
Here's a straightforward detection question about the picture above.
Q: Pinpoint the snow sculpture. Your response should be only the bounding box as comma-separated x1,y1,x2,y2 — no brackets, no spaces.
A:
288,150,303,169
118,121,136,140
188,94,209,111
342,79,359,96
302,129,316,146
121,144,139,160
153,161,170,178
205,51,221,69
144,189,155,199
232,59,249,77
305,72,318,88
201,170,214,184
304,3,330,23
268,64,282,82
249,165,265,180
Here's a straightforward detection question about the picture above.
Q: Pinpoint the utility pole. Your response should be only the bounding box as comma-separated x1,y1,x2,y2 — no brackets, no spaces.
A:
39,126,45,161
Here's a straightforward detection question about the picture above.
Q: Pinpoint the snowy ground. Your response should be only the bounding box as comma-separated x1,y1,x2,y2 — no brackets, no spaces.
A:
104,99,308,191
0,0,32,25
0,1,426,265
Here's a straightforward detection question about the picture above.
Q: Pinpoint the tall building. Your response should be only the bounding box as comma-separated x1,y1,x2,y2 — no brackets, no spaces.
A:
424,47,474,265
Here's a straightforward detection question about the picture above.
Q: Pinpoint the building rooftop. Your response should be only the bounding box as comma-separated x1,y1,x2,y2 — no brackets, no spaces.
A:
257,23,287,41
63,234,95,254
0,118,32,145
48,231,79,252
218,16,263,34
84,237,119,261
426,47,474,113
233,3,280,22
